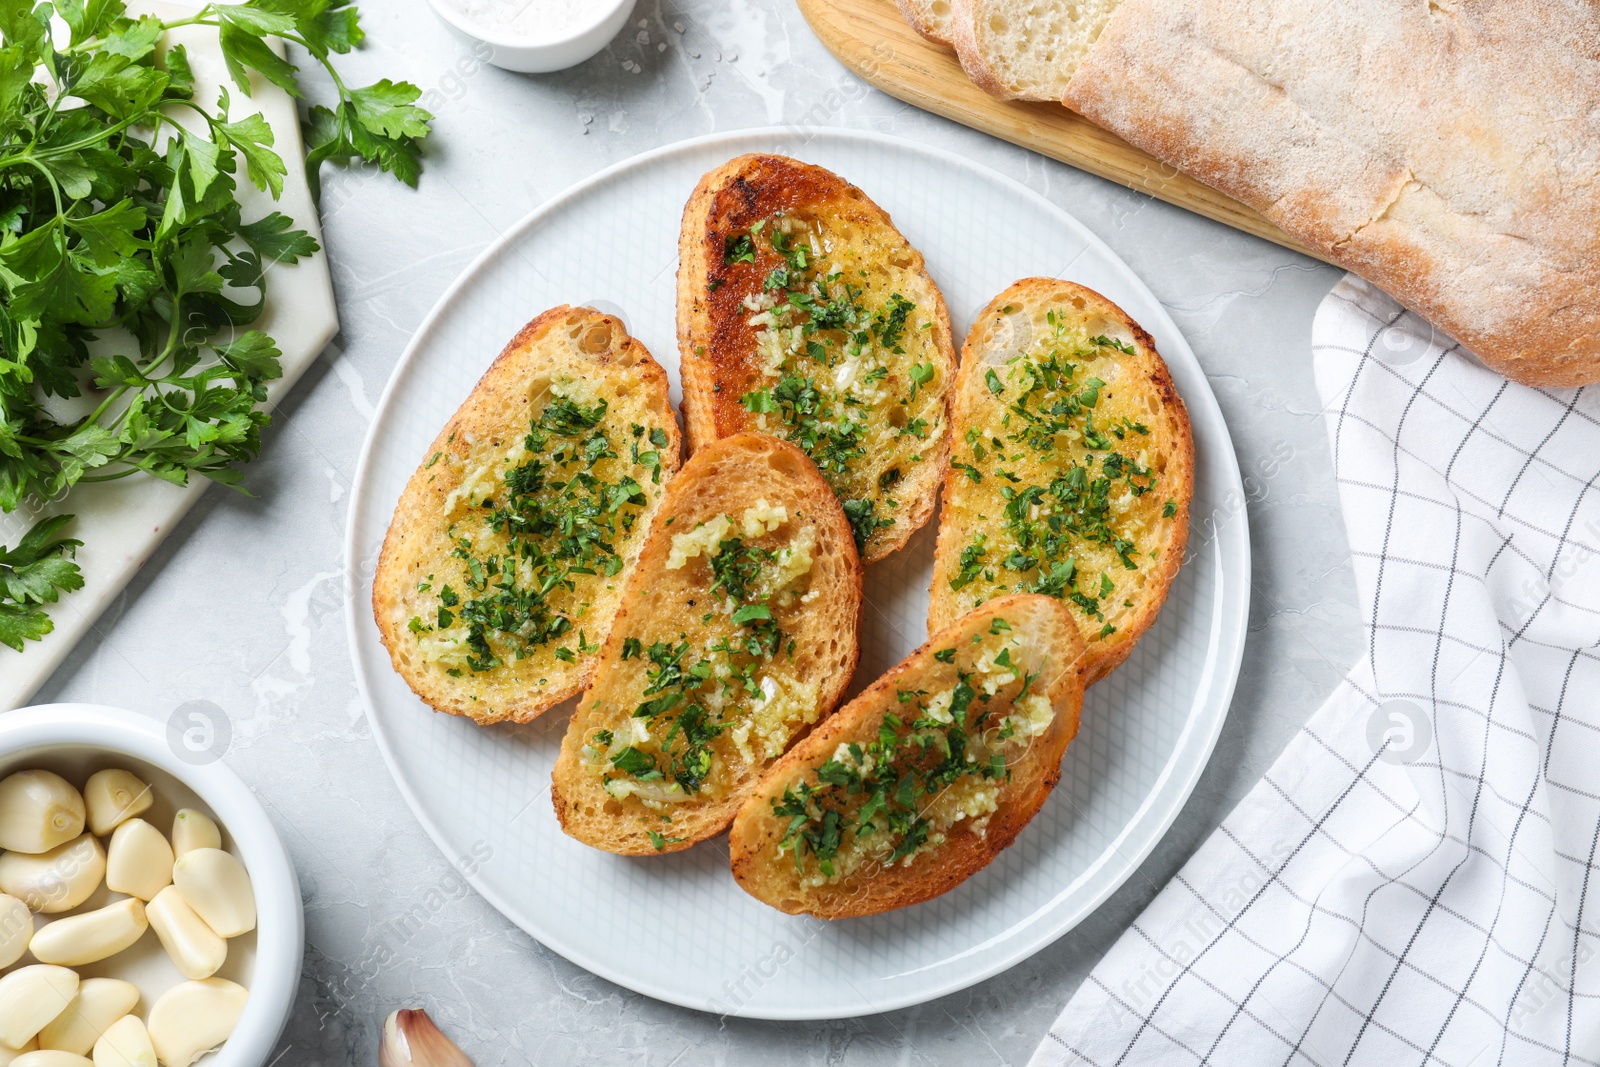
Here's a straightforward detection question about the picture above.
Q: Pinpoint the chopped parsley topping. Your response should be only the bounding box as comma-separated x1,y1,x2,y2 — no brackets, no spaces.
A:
721,214,943,552
413,394,666,673
948,308,1162,633
724,234,756,265
595,521,807,798
907,361,935,402
772,655,1034,878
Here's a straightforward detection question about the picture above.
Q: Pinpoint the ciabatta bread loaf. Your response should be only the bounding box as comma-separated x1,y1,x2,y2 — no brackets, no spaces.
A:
373,306,681,725
1064,0,1600,387
552,434,862,855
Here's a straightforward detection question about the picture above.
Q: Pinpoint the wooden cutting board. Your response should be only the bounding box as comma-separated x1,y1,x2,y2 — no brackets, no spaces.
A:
797,0,1328,263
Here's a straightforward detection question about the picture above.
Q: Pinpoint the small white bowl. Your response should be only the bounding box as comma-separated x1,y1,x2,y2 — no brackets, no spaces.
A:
1,704,303,1066
424,0,637,73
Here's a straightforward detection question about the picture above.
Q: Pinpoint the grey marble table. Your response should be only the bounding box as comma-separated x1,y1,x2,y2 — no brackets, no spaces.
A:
33,0,1364,1062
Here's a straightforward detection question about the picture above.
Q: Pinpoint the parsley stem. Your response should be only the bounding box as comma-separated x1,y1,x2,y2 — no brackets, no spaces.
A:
18,156,63,220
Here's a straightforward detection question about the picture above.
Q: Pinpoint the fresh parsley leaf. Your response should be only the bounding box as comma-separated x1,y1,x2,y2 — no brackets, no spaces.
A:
0,515,83,652
723,233,755,266
730,603,772,625
907,360,934,402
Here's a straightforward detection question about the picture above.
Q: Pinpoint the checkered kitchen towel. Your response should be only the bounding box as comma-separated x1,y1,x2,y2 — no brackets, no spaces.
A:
1032,275,1600,1066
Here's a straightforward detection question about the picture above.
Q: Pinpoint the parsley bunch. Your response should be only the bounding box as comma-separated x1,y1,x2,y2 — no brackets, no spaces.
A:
0,0,431,650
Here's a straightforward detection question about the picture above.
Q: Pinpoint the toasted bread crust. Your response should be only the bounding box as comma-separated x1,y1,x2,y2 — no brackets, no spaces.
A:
676,154,956,564
552,433,864,855
729,595,1087,918
372,306,682,725
929,279,1193,684
898,0,954,46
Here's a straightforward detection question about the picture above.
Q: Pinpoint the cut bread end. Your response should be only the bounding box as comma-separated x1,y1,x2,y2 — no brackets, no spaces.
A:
898,0,955,46
952,0,1123,101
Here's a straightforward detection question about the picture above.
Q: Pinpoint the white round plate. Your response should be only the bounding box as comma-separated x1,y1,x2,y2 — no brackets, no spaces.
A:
345,129,1249,1020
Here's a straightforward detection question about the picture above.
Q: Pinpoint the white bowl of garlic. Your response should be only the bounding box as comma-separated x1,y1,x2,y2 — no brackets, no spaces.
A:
0,704,302,1067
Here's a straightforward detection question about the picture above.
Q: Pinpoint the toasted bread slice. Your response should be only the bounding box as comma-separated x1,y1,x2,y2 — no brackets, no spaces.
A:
552,433,863,855
899,0,954,46
372,306,682,725
929,279,1193,683
730,594,1086,918
676,154,956,565
951,0,1122,102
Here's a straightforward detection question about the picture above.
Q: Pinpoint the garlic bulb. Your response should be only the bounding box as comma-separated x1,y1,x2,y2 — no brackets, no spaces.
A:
379,1009,475,1067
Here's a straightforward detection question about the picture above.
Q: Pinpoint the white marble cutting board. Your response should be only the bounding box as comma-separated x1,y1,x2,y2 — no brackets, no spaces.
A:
0,9,338,709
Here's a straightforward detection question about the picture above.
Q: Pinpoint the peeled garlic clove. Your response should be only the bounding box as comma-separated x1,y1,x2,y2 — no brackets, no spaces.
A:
36,978,139,1056
0,1040,38,1067
0,891,32,967
104,820,173,902
380,1009,475,1067
0,834,105,914
91,1015,155,1067
146,979,246,1067
144,887,224,981
169,811,220,858
29,900,148,968
11,1053,94,1066
170,849,254,939
0,771,86,855
0,965,79,1049
81,772,152,839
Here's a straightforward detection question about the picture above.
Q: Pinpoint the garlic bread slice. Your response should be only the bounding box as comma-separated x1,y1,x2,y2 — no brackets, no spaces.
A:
677,154,956,563
373,306,681,725
929,279,1193,683
552,433,863,855
730,594,1085,918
